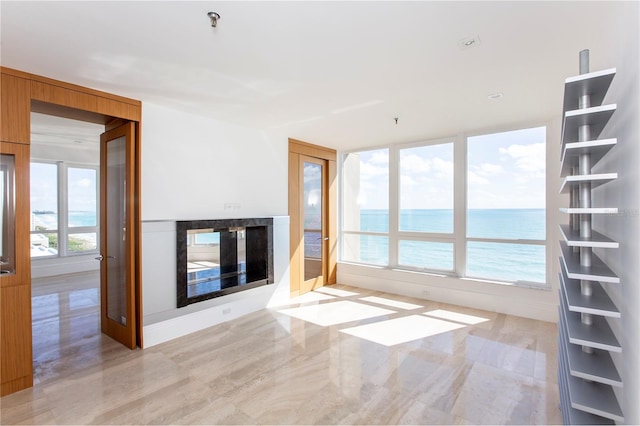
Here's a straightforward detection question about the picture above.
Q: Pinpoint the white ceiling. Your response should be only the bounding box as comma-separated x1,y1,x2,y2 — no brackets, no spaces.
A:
0,1,632,151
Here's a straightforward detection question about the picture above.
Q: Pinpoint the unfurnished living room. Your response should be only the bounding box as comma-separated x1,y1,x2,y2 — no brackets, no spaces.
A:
0,1,638,425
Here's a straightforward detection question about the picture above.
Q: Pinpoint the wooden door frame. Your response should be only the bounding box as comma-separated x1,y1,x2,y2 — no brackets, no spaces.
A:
288,138,337,296
0,67,143,396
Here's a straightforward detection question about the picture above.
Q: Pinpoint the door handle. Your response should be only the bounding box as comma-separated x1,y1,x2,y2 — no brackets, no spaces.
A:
94,255,116,261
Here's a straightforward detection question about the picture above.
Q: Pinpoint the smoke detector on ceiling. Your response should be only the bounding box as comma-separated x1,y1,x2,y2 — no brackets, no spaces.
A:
459,35,481,49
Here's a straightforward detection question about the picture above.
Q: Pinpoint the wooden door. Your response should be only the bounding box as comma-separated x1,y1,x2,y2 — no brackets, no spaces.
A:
288,139,337,297
99,122,136,348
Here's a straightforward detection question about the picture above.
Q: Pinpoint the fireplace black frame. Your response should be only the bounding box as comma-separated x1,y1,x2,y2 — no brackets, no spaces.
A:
176,218,274,308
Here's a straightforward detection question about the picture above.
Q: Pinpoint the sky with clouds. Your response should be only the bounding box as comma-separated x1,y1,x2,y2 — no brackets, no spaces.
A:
31,163,97,213
352,126,546,210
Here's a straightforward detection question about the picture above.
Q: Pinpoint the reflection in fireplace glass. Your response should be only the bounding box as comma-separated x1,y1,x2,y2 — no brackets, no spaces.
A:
186,227,247,298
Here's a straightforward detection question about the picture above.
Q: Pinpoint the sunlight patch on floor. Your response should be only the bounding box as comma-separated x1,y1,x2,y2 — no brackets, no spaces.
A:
424,309,489,325
278,300,395,327
360,295,423,310
288,291,336,304
340,315,466,346
314,287,360,297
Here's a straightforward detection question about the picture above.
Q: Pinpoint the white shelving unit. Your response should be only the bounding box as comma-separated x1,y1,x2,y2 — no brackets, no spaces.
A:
558,51,623,424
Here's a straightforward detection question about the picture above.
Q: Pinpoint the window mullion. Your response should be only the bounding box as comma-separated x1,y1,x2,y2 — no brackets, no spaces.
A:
388,146,399,268
58,162,68,257
454,133,466,278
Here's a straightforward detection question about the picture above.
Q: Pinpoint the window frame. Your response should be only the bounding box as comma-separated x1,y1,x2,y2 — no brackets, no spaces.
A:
30,160,100,259
339,123,549,288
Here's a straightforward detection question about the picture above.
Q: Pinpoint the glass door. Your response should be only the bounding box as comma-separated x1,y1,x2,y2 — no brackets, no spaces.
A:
99,122,136,349
300,155,327,293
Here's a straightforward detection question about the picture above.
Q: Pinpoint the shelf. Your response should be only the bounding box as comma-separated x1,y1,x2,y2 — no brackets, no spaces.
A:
560,207,618,215
560,138,617,177
558,347,615,425
563,68,616,113
559,304,622,386
559,224,619,249
559,241,620,283
562,104,617,145
559,269,620,318
565,367,624,421
560,287,621,352
560,173,617,193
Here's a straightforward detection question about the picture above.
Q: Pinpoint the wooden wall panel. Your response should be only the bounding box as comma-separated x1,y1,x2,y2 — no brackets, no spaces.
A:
0,284,33,396
0,66,142,396
327,160,337,284
0,73,31,143
289,138,337,161
288,152,301,296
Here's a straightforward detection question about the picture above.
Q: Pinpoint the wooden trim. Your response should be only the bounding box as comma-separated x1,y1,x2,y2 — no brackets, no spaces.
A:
1,73,31,144
31,81,141,122
134,120,143,348
1,376,33,397
289,138,337,161
288,152,301,295
1,66,141,107
327,160,337,284
0,285,33,396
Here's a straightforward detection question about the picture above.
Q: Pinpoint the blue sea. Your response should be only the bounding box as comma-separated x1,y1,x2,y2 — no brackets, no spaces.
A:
341,209,546,283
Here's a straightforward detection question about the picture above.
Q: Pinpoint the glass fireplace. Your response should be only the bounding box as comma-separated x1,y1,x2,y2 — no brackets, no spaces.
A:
176,218,273,307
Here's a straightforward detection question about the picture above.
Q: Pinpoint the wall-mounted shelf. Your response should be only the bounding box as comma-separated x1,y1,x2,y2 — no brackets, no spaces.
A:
560,288,621,352
560,173,617,193
558,353,615,425
559,224,619,249
561,138,617,176
559,270,620,318
560,207,618,215
557,54,622,424
562,68,616,113
562,104,617,145
559,320,622,387
560,242,620,284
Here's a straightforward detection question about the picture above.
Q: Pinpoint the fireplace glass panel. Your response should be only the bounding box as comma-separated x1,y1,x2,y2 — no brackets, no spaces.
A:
177,218,273,307
186,228,247,298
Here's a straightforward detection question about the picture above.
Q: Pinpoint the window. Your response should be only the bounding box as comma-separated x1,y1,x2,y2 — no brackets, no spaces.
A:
398,141,454,272
341,148,389,265
30,162,99,258
340,125,547,286
466,126,546,283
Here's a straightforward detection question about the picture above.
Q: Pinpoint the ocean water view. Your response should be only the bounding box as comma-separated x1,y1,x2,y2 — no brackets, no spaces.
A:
344,209,545,283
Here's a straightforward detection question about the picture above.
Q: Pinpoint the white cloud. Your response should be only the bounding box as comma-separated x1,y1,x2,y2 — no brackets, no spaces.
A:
500,142,545,173
476,163,504,176
432,157,453,178
401,153,432,173
468,171,489,185
76,178,93,188
401,174,418,186
360,161,388,179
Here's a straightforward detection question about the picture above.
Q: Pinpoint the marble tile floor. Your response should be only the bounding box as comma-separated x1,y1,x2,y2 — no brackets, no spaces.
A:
1,271,562,424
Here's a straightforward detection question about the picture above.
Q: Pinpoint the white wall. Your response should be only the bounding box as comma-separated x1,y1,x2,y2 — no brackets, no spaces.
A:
140,103,291,346
141,103,287,221
591,3,639,423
